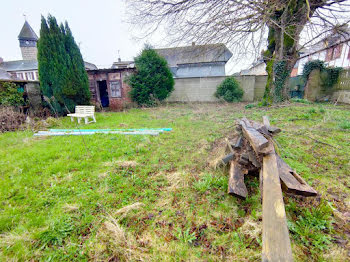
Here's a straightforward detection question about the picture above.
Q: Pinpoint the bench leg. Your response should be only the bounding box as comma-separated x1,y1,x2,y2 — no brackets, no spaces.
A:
92,116,96,123
78,117,81,124
84,117,88,124
70,117,74,122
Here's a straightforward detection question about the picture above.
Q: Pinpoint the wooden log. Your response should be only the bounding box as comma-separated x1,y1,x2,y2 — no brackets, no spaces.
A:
228,161,248,199
241,124,269,155
262,153,293,262
276,155,317,196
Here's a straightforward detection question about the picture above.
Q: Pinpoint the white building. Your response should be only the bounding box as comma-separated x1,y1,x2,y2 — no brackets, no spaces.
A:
297,29,350,75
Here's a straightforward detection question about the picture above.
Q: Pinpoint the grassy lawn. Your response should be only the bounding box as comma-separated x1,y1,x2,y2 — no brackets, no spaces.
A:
0,102,349,261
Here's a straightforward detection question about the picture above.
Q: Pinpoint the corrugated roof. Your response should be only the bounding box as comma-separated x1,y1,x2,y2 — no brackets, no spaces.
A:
0,60,38,71
18,21,38,41
156,43,233,67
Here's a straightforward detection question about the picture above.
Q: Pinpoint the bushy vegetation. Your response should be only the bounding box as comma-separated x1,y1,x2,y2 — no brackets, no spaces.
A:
215,77,244,102
37,15,90,115
128,46,174,106
0,82,25,107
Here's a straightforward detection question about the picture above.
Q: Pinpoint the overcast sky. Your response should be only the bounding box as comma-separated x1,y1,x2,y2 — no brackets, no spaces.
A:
1,0,251,73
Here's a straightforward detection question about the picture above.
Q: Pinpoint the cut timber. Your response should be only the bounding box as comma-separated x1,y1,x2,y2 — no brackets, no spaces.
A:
241,125,270,155
262,116,281,134
228,161,248,199
221,152,235,165
276,155,317,196
234,136,243,149
262,153,293,262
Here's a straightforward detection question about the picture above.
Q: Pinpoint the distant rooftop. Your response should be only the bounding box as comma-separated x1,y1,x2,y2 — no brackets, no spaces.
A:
156,43,233,67
0,59,97,71
18,21,38,41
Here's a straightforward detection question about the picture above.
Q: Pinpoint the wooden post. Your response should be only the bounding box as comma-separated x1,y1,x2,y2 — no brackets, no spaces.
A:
262,153,293,262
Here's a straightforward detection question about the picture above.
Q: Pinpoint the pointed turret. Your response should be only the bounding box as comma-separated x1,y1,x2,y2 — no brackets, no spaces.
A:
18,21,38,60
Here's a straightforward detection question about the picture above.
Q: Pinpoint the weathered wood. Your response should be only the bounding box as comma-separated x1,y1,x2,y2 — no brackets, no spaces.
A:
259,168,263,203
221,152,235,165
262,153,293,262
234,136,243,149
250,120,270,136
228,161,248,199
276,155,317,196
262,116,281,134
262,115,271,127
241,124,269,155
248,149,261,168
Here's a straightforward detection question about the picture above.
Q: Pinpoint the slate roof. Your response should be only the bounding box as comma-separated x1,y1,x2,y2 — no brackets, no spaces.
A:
0,69,13,80
18,21,38,41
0,60,38,72
0,60,97,71
84,61,98,70
156,43,233,67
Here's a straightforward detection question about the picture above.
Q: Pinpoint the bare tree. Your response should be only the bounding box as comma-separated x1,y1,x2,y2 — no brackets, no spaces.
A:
126,0,350,103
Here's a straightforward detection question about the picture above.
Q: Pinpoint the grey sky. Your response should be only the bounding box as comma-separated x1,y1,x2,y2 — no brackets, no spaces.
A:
1,0,249,73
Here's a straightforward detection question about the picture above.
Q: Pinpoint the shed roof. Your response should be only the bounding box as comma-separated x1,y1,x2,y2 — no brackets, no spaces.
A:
156,43,233,67
18,21,38,41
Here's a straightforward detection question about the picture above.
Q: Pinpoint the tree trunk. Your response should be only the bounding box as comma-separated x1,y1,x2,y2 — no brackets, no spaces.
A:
263,0,314,104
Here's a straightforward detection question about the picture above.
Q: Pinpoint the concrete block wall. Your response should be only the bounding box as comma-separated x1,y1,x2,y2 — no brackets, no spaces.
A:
167,75,267,102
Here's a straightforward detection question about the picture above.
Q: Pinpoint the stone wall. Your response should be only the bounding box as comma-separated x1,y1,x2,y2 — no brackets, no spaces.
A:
305,69,350,104
167,75,267,102
25,82,41,114
21,47,38,61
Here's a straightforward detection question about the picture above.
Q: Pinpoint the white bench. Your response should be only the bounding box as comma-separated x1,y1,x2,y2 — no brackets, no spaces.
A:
67,106,96,124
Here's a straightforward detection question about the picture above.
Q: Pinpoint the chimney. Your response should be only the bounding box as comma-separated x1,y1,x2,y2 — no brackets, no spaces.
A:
0,57,3,64
192,42,195,46
118,57,121,62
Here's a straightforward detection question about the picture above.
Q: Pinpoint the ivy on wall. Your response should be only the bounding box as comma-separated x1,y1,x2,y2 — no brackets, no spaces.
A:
0,82,25,107
302,60,343,90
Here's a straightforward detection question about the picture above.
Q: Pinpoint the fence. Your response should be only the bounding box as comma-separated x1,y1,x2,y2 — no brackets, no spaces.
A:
167,75,267,102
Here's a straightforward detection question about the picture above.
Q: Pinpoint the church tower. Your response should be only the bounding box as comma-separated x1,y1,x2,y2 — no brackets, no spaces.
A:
18,21,38,60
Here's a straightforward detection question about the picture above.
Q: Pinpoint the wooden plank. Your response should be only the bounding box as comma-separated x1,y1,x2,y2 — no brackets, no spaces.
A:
221,152,235,165
276,155,317,196
262,153,293,262
228,161,248,199
262,116,281,134
241,124,269,155
234,136,243,149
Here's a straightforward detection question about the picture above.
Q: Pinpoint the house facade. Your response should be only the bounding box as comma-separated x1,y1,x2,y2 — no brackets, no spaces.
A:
297,29,350,75
156,43,233,78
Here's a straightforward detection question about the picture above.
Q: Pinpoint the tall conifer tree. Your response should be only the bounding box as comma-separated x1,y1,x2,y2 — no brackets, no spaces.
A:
37,15,90,114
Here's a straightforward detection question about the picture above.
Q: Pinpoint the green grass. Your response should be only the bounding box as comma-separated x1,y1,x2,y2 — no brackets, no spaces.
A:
0,103,349,261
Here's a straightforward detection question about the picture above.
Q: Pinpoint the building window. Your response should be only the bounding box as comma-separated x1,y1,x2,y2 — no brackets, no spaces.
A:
326,44,343,61
25,72,34,80
16,73,23,80
35,71,39,80
110,81,121,98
